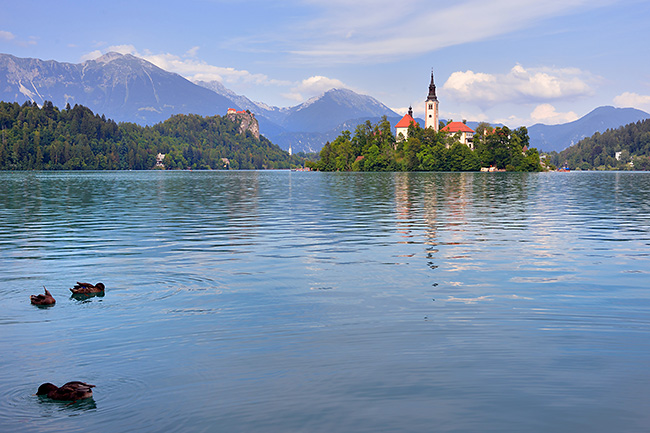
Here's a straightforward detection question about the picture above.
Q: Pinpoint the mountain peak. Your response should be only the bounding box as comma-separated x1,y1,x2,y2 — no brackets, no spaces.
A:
94,52,128,64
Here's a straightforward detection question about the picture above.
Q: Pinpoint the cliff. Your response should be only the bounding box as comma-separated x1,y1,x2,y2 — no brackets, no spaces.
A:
226,110,260,140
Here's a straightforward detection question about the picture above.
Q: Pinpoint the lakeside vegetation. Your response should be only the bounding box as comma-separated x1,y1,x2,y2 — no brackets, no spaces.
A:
307,117,543,172
0,101,303,170
3,100,649,173
548,118,650,170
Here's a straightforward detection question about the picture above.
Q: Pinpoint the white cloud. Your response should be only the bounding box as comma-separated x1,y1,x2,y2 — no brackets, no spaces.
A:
443,64,595,107
80,50,103,62
613,92,650,111
106,44,138,55
0,30,16,41
80,45,356,105
81,45,290,89
287,0,615,63
282,75,349,101
0,30,36,46
530,103,578,125
185,46,200,58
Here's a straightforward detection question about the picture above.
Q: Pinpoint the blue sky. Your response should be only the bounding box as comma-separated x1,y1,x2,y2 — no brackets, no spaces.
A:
1,0,650,126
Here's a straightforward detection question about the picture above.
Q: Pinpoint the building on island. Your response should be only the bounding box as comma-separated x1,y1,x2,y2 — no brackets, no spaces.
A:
441,122,475,149
395,106,418,141
394,70,440,141
394,71,475,149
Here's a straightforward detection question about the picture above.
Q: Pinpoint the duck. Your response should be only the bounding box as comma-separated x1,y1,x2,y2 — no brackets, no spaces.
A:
30,287,55,305
70,282,105,295
36,381,95,401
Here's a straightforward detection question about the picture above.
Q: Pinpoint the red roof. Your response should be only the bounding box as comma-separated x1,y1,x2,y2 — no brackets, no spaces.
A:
395,113,417,128
441,122,474,133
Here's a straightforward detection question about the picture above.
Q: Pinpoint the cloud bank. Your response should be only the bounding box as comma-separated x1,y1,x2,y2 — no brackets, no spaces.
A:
287,0,615,63
82,45,286,88
443,65,595,107
614,92,650,112
81,45,352,104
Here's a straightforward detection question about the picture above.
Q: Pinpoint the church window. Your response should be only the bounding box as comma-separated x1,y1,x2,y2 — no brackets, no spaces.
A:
428,104,433,109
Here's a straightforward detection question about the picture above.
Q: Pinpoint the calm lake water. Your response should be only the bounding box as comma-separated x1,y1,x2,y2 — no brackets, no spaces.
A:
1,170,649,432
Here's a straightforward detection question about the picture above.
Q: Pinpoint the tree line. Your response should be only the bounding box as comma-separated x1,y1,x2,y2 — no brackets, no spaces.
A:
548,118,650,170
0,101,303,170
307,117,543,172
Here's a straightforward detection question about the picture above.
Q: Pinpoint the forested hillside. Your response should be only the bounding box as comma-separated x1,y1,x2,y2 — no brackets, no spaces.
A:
309,117,542,172
552,118,650,170
0,101,302,170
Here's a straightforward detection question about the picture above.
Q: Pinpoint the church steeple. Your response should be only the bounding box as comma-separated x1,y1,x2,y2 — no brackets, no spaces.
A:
425,69,439,131
427,70,438,101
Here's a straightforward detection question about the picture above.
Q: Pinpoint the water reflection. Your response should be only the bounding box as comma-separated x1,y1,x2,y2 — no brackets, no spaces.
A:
36,395,97,412
1,171,650,433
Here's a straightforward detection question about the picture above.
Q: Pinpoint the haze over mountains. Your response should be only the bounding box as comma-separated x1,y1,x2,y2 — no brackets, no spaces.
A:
1,52,648,154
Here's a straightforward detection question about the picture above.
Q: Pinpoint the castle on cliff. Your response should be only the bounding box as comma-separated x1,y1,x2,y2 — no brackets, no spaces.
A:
226,108,260,140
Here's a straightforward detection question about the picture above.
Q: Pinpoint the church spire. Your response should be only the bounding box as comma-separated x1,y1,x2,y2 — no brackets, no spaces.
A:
425,69,439,131
427,69,438,101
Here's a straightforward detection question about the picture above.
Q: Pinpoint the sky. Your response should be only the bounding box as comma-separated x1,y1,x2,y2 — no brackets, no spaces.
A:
2,0,650,127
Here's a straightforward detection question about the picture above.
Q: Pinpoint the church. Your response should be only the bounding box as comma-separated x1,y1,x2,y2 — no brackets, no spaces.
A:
395,71,475,147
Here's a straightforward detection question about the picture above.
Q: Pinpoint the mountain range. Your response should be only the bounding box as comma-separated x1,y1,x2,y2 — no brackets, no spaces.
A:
1,52,648,154
527,106,650,152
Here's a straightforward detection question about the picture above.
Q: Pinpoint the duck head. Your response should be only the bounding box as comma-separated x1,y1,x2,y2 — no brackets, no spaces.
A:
36,383,58,395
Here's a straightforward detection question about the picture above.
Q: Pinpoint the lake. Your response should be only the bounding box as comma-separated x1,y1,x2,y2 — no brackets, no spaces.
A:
1,170,649,432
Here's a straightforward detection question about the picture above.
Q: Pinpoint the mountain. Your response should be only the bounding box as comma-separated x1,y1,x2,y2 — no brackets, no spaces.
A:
0,53,400,154
194,81,399,152
0,52,237,124
528,106,650,152
16,53,647,156
281,88,398,133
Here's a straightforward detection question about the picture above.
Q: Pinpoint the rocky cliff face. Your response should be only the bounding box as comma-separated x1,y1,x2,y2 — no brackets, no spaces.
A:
226,110,260,140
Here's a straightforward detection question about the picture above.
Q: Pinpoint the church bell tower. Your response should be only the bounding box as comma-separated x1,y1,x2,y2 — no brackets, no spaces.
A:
425,70,439,132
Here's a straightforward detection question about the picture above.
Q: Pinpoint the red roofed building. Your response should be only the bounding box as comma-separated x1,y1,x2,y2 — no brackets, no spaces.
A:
395,106,418,141
441,121,475,149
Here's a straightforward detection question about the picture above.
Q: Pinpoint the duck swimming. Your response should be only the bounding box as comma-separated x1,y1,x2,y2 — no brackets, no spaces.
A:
36,381,95,401
30,287,55,305
70,282,105,295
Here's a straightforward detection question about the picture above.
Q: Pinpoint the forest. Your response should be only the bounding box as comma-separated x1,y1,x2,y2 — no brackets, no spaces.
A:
0,101,303,170
550,118,650,170
307,117,543,172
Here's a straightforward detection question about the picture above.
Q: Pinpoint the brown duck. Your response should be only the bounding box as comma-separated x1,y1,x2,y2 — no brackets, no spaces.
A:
36,381,95,401
70,282,105,295
30,287,55,305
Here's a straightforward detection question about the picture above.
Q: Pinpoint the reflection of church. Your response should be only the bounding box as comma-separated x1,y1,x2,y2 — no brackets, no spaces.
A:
395,71,474,148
